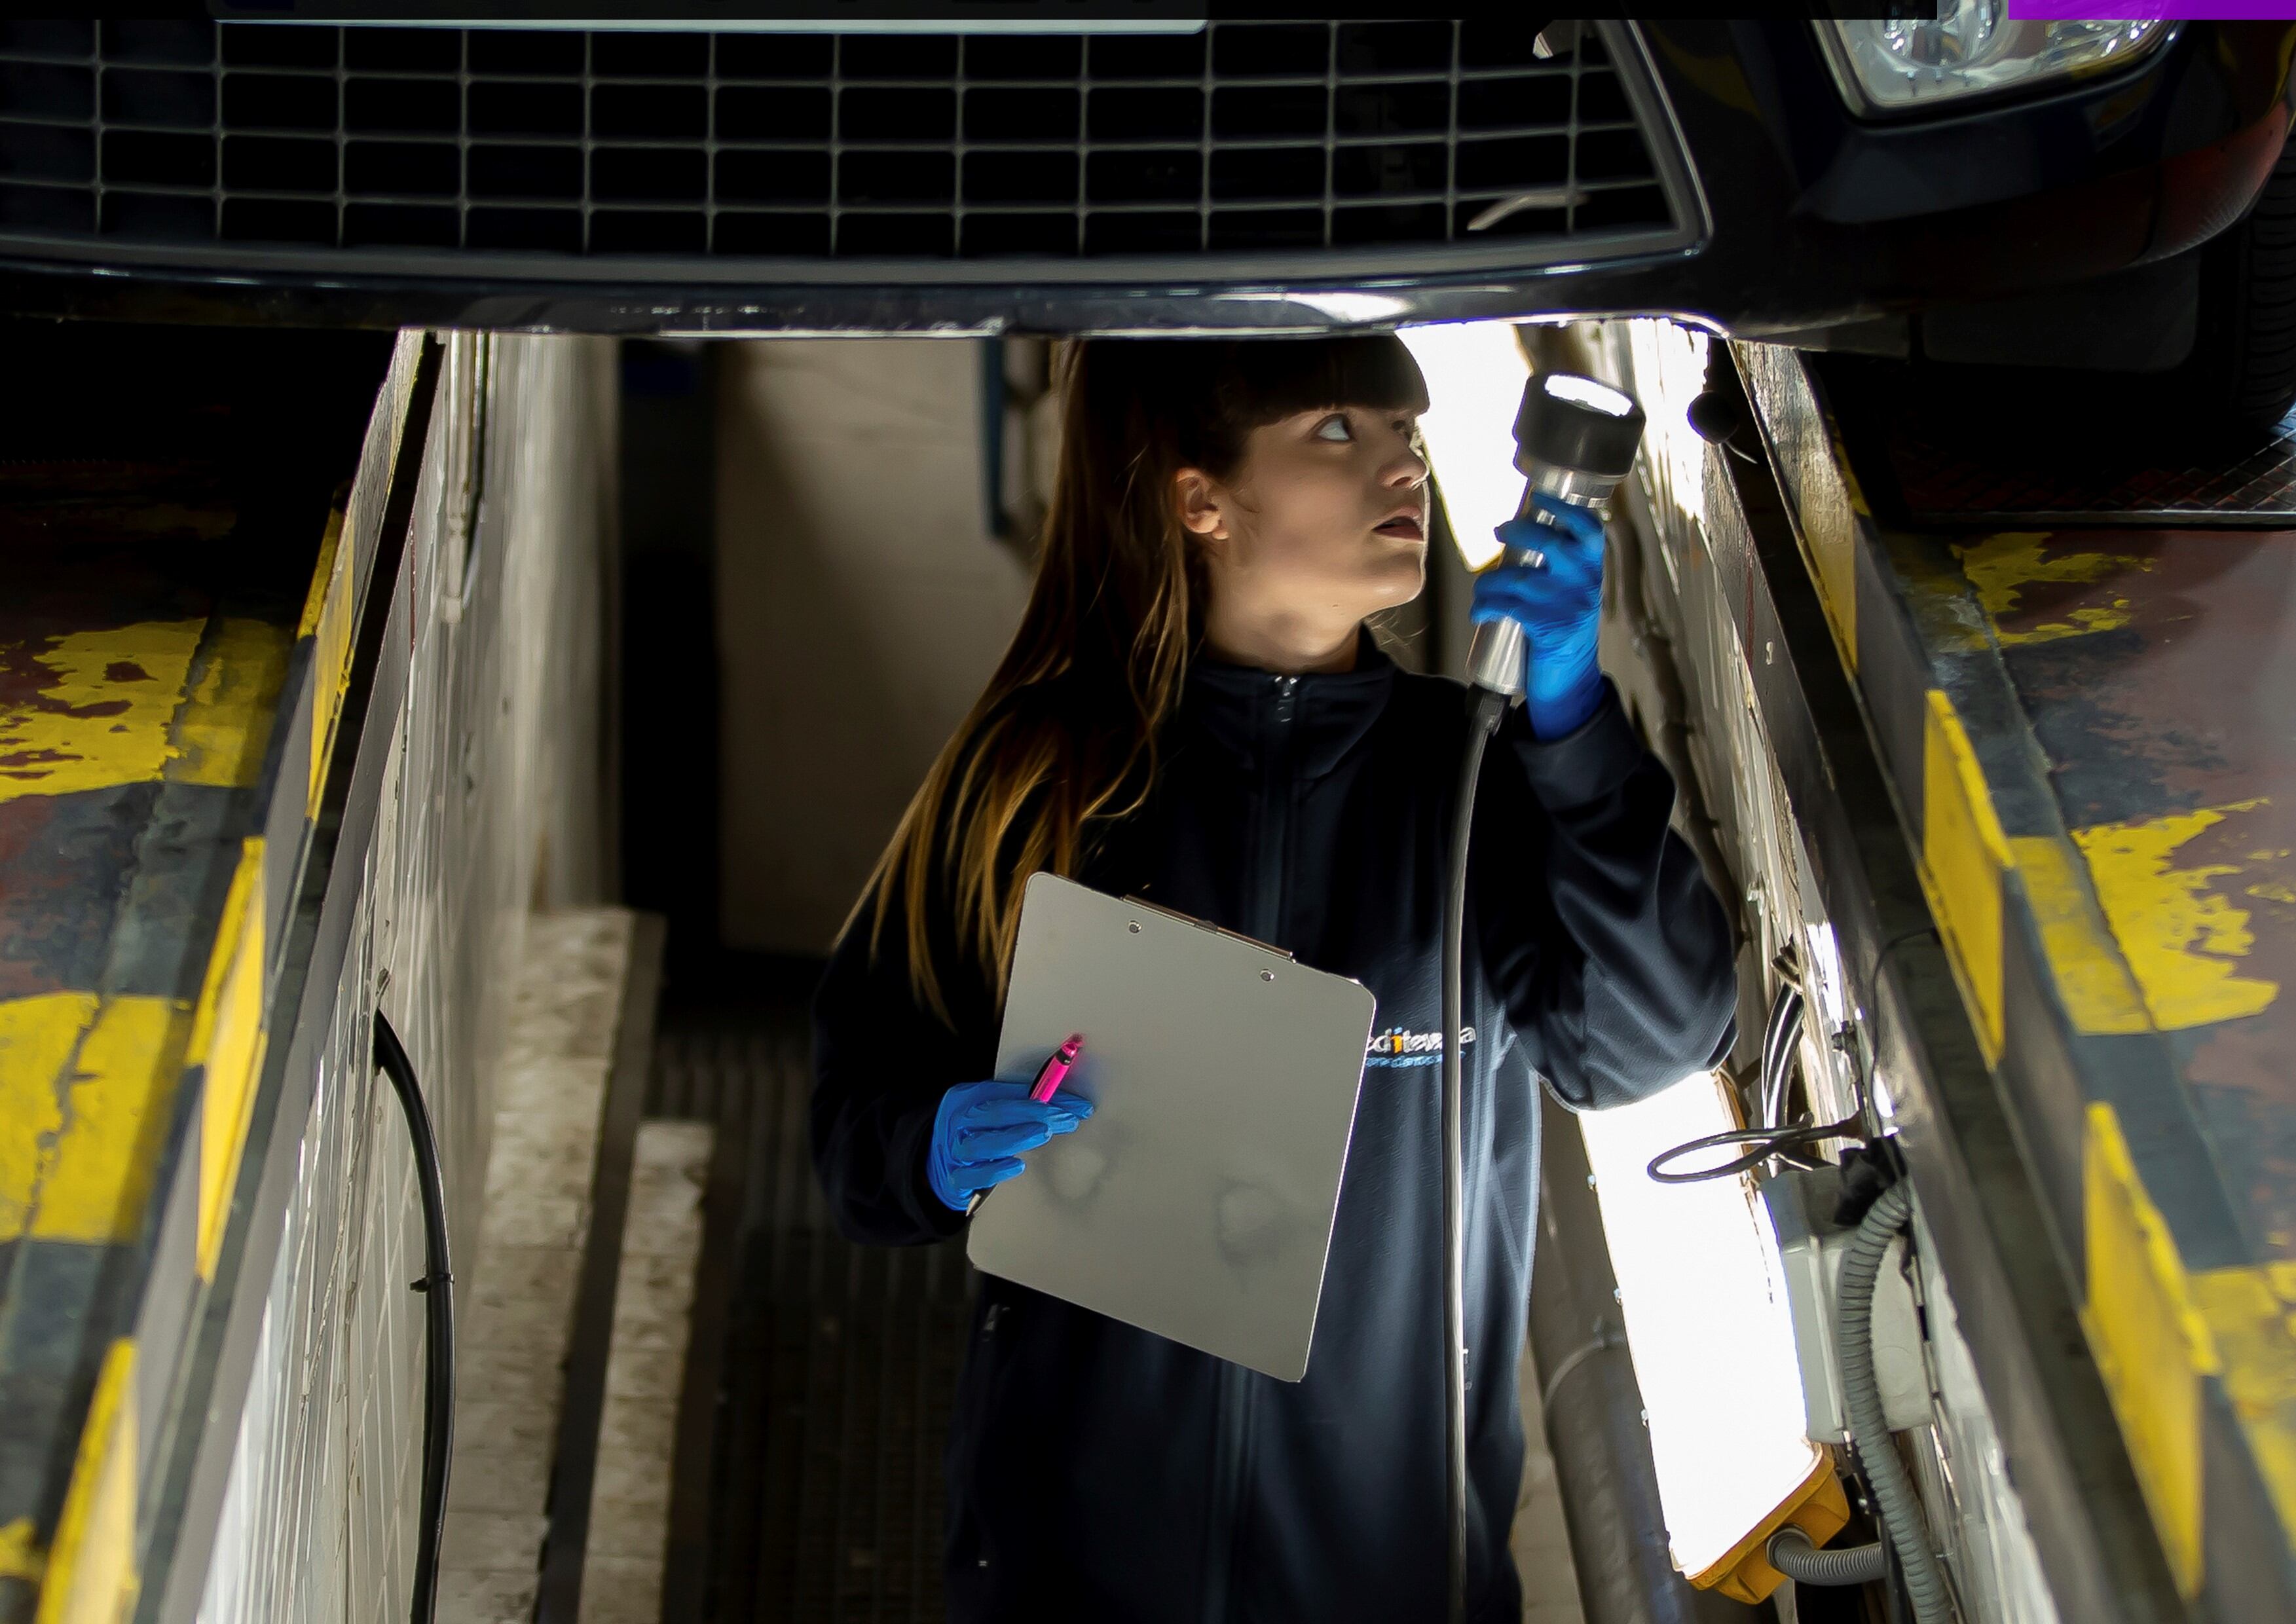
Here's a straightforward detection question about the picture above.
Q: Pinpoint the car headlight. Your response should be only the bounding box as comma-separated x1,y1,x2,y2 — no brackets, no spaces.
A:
1819,3,2175,117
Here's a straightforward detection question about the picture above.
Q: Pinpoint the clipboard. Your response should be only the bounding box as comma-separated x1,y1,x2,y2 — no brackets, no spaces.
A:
967,872,1377,1381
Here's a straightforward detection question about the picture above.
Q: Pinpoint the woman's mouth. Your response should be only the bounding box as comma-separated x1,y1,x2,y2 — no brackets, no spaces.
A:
1373,513,1426,542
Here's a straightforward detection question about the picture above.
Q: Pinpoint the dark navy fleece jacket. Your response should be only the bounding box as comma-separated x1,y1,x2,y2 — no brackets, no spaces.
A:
811,644,1737,1624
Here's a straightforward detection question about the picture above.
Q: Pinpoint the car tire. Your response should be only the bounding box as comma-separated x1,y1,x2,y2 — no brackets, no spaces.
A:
2177,126,2296,439
1883,129,2296,461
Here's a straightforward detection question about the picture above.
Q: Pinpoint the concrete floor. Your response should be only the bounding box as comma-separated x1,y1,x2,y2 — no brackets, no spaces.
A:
1513,1346,1588,1624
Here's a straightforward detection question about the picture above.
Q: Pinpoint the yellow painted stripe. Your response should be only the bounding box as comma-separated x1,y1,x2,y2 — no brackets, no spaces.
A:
2193,1264,2296,1559
168,618,294,790
304,507,353,815
0,993,99,1238
1921,691,2011,1063
2073,800,2281,1031
0,621,205,805
34,1338,136,1624
2085,1102,2219,1598
2009,835,2151,1036
0,1517,41,1585
295,506,344,643
192,840,267,1281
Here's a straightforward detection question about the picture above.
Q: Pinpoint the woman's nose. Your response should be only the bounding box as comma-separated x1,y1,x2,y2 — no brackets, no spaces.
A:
1387,448,1429,489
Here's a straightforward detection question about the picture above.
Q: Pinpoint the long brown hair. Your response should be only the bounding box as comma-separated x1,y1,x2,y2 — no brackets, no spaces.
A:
848,335,1430,1025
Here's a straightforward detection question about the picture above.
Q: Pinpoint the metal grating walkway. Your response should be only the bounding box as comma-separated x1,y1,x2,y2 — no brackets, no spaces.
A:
649,958,971,1624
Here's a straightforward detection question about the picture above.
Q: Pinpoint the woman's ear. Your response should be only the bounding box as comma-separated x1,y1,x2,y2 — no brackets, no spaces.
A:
1174,467,1229,544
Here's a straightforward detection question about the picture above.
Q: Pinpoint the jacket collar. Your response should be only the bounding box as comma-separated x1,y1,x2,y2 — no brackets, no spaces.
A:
1179,630,1398,778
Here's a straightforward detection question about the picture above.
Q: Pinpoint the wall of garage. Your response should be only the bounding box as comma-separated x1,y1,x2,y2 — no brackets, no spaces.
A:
193,332,616,1624
713,341,1035,957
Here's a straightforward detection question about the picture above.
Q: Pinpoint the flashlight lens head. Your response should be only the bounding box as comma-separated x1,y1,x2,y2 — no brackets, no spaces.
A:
1515,371,1646,481
1542,373,1636,417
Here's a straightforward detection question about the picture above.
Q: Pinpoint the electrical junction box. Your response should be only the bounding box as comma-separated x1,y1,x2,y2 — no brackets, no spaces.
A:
1762,1164,1932,1445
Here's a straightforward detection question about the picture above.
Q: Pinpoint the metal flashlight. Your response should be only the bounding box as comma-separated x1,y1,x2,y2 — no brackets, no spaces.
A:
1464,371,1648,697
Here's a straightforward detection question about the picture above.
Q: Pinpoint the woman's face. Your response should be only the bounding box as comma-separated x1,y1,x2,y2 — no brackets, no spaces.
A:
1177,403,1430,667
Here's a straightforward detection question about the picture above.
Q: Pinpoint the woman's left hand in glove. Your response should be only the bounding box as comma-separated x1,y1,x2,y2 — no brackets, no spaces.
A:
1470,490,1608,739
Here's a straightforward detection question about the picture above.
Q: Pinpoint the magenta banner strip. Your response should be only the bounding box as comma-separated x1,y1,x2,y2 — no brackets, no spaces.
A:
2007,1,2295,15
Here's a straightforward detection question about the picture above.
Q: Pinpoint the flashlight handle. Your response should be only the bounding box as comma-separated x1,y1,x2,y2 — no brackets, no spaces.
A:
1466,616,1527,698
1465,503,1566,697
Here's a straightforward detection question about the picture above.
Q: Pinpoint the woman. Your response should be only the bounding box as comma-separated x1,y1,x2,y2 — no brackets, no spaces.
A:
811,335,1735,1623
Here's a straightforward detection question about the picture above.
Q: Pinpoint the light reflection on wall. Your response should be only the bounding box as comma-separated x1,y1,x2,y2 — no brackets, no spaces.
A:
1624,320,1711,536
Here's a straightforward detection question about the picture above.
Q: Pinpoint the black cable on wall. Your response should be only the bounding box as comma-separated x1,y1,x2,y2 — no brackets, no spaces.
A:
375,1010,456,1624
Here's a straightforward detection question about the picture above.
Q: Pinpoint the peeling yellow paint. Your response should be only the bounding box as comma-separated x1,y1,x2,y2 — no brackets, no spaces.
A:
0,621,204,803
2073,802,2281,1030
33,997,191,1244
1955,531,2156,646
1883,534,1990,654
168,619,291,789
0,993,98,1239
0,994,188,1246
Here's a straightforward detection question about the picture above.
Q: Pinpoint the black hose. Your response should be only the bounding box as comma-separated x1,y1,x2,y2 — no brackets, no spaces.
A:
375,1010,455,1624
1644,1114,1864,1186
1441,686,1509,1624
1757,982,1804,1134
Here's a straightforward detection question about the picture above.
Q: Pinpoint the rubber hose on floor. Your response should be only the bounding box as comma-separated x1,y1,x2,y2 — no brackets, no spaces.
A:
376,1011,456,1624
1768,1526,1889,1587
1439,687,1508,1624
1839,1183,1952,1623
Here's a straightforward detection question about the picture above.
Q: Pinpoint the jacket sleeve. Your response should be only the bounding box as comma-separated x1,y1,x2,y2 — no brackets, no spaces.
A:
1470,680,1738,1111
809,910,979,1246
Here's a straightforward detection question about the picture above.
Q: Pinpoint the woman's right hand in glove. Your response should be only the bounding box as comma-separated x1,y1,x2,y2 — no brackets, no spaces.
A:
927,1079,1095,1211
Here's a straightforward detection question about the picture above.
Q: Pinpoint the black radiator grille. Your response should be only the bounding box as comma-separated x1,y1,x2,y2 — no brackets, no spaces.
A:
0,20,1676,265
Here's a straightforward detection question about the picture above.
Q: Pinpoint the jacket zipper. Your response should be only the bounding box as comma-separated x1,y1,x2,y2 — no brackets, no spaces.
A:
1205,674,1299,1624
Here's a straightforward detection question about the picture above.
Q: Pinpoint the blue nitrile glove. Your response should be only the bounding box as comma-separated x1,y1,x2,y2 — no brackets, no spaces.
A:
1471,490,1608,739
926,1079,1095,1211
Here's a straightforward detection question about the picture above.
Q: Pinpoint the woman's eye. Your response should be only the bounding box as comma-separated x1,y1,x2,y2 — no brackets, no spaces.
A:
1314,414,1354,443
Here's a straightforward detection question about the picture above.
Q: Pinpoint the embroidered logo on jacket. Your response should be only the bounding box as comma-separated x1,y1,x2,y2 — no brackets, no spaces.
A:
1364,1025,1477,1067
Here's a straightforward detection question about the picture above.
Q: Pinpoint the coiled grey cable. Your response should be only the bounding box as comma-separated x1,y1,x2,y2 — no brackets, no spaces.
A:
1840,1183,1952,1623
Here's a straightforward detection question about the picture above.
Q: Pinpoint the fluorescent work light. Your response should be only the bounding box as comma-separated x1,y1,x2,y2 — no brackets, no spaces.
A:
1578,1071,1842,1596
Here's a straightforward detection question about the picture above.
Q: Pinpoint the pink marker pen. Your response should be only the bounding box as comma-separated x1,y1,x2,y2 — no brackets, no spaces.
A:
967,1034,1086,1218
1030,1033,1085,1102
